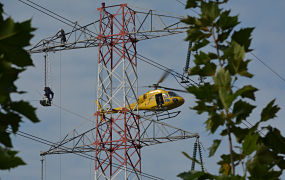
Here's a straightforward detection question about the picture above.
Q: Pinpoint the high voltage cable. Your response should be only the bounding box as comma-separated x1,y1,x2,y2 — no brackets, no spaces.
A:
17,0,99,37
7,129,165,180
17,0,74,27
173,0,199,16
25,0,75,25
250,52,285,83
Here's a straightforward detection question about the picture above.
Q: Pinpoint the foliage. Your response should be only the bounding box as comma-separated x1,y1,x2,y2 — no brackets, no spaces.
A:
178,0,285,179
0,3,39,170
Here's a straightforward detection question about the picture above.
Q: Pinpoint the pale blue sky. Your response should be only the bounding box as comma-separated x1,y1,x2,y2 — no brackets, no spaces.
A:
2,0,285,180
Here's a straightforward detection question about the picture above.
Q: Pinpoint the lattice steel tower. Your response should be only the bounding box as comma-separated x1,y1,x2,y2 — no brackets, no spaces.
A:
29,2,200,180
95,3,140,179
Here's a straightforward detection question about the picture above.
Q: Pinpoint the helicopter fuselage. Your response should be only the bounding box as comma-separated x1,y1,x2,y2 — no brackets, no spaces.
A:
108,89,184,113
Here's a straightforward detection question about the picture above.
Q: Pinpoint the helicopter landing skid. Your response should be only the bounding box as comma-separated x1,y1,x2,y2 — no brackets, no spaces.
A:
143,110,181,121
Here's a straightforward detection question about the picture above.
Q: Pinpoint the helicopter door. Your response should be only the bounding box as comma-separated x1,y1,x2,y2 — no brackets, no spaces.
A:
155,93,164,108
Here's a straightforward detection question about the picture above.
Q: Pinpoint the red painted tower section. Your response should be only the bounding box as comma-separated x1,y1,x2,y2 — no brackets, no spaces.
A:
95,3,141,179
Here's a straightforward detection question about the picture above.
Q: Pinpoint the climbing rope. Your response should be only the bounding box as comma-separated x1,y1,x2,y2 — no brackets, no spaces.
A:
44,54,47,87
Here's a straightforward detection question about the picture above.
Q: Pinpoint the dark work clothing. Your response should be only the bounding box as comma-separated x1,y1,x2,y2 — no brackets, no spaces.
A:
44,87,54,103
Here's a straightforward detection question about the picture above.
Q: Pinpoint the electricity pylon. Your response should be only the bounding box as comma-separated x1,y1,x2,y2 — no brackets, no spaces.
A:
31,3,198,180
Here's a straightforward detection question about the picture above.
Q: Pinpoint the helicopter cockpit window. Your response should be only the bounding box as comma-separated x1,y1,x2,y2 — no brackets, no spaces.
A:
163,93,170,102
168,91,179,97
162,93,169,99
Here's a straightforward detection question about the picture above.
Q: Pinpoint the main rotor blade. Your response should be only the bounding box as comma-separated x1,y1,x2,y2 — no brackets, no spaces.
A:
148,85,189,93
157,70,169,85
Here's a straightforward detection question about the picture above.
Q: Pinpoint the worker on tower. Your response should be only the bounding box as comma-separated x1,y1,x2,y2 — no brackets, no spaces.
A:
59,28,66,44
40,87,54,106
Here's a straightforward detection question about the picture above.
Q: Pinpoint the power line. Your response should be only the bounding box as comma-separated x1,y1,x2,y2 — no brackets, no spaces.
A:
17,0,99,38
173,0,199,16
175,0,186,6
25,0,76,25
250,52,285,83
17,0,74,27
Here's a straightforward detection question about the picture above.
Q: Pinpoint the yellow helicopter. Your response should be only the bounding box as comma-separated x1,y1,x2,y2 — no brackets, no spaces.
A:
96,71,187,114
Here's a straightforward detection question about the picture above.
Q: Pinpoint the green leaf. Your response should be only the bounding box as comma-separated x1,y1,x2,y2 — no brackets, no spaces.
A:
191,39,210,51
177,171,204,180
218,30,232,43
208,52,218,60
10,100,40,123
190,63,217,77
201,1,220,23
260,99,280,122
218,151,245,174
262,126,285,154
178,171,216,180
194,51,210,65
0,146,26,170
234,85,258,101
223,41,246,75
233,100,256,124
0,131,12,147
209,139,221,157
0,3,3,20
185,0,198,9
243,133,259,155
187,83,218,102
206,113,225,133
216,10,239,31
181,16,196,25
231,126,251,143
191,100,218,115
214,68,231,89
0,112,22,133
186,28,211,42
216,175,245,180
247,145,282,179
232,28,254,52
0,19,35,67
182,151,200,164
5,113,22,133
213,68,233,110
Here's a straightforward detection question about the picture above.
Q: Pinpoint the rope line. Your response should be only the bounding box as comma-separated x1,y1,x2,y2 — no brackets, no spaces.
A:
59,50,62,180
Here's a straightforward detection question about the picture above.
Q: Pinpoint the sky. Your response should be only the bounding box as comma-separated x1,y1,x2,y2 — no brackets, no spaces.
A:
1,0,285,180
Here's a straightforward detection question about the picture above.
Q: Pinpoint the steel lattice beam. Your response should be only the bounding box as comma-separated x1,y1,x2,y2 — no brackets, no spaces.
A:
28,5,188,54
39,114,198,155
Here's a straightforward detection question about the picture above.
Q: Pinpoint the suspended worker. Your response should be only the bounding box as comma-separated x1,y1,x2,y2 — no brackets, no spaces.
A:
40,87,54,106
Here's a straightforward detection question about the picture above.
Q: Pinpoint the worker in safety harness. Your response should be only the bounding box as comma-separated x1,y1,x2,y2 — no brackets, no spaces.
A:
40,87,54,106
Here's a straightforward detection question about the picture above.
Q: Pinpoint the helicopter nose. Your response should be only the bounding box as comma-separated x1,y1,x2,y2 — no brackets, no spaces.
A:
180,97,185,105
173,97,184,105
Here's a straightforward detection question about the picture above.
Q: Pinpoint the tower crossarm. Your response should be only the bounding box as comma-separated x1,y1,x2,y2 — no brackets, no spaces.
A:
28,7,188,54
139,115,199,147
39,114,198,156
